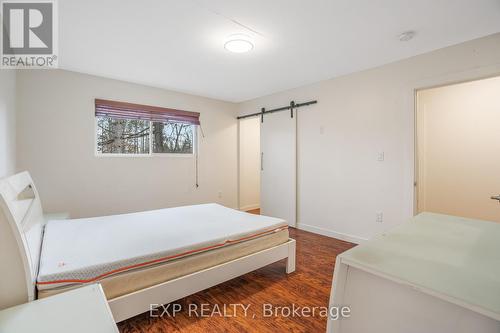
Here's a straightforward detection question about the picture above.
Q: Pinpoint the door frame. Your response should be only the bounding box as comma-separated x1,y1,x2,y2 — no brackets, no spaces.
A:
412,69,500,216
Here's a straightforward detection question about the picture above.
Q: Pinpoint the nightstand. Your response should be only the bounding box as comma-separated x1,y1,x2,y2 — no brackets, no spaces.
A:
0,284,118,333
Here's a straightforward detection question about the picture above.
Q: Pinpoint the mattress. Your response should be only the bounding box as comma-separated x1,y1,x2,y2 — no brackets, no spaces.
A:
37,203,288,290
38,229,289,299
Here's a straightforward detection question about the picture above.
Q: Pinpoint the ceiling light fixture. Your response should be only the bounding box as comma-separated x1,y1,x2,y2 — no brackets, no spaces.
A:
399,31,416,42
224,34,254,53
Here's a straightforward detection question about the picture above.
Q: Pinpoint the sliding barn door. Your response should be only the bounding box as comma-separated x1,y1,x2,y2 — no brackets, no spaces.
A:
260,112,296,227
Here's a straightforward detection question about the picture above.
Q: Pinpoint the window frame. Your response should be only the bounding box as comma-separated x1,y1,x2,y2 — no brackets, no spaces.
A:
94,116,197,158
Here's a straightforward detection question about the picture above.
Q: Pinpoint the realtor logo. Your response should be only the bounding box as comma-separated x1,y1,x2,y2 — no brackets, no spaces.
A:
1,0,58,68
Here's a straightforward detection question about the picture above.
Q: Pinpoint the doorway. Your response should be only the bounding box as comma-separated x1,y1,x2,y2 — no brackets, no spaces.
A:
239,117,261,213
238,112,298,227
416,76,500,222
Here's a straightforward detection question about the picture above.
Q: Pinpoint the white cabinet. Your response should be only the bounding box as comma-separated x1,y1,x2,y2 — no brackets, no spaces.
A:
327,213,500,333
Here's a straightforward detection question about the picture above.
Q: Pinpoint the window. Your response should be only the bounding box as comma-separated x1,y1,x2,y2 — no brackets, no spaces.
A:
95,99,199,156
152,122,194,154
97,117,151,154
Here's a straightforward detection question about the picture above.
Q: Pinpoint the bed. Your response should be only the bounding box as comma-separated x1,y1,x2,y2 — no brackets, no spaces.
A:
0,172,296,322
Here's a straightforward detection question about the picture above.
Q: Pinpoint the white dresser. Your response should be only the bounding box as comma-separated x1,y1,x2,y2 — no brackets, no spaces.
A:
0,284,118,333
327,212,500,333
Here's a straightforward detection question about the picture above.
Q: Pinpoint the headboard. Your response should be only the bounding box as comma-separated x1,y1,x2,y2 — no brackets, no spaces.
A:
0,171,44,309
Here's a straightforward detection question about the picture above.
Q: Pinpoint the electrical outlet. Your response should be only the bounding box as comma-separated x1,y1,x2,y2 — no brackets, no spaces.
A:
376,212,383,223
218,191,222,199
377,152,385,161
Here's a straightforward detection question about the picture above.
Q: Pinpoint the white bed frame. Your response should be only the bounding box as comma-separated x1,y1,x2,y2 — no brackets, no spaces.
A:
0,171,296,322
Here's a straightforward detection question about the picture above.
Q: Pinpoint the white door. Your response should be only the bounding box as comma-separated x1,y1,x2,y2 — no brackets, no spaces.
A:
260,111,296,226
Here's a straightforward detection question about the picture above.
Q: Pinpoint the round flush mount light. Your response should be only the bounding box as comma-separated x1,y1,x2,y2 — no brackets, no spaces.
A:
399,31,416,42
224,34,254,53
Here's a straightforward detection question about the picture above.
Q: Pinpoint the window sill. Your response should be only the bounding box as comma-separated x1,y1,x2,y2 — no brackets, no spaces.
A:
95,153,194,158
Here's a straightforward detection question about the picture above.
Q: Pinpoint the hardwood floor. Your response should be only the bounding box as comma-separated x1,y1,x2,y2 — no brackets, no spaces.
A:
118,222,355,333
246,208,261,215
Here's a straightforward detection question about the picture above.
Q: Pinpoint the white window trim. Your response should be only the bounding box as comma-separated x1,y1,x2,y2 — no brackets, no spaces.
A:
94,117,196,158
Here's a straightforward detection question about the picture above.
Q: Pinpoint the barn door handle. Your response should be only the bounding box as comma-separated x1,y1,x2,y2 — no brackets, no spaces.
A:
491,195,500,202
261,152,264,171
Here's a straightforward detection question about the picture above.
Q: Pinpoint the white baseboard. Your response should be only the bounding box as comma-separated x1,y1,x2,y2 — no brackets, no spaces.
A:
296,223,368,244
239,204,260,211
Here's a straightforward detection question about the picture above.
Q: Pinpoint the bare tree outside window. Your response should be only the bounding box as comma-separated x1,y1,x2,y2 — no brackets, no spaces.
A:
96,117,150,154
96,116,194,155
152,122,194,154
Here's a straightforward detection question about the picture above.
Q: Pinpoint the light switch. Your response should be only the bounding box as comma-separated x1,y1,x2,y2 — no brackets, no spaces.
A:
377,152,385,161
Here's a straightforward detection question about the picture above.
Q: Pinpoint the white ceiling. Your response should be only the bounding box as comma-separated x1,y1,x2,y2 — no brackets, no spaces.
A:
59,0,500,102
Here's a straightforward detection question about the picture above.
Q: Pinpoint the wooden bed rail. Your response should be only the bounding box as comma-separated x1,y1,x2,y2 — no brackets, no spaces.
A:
109,239,296,322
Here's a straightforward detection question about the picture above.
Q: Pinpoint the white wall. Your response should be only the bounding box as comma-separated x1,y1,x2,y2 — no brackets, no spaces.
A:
238,33,500,243
238,117,260,211
0,70,16,179
16,70,238,218
417,76,500,223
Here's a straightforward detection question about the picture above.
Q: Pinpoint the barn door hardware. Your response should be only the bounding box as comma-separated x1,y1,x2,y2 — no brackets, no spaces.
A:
237,100,317,122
